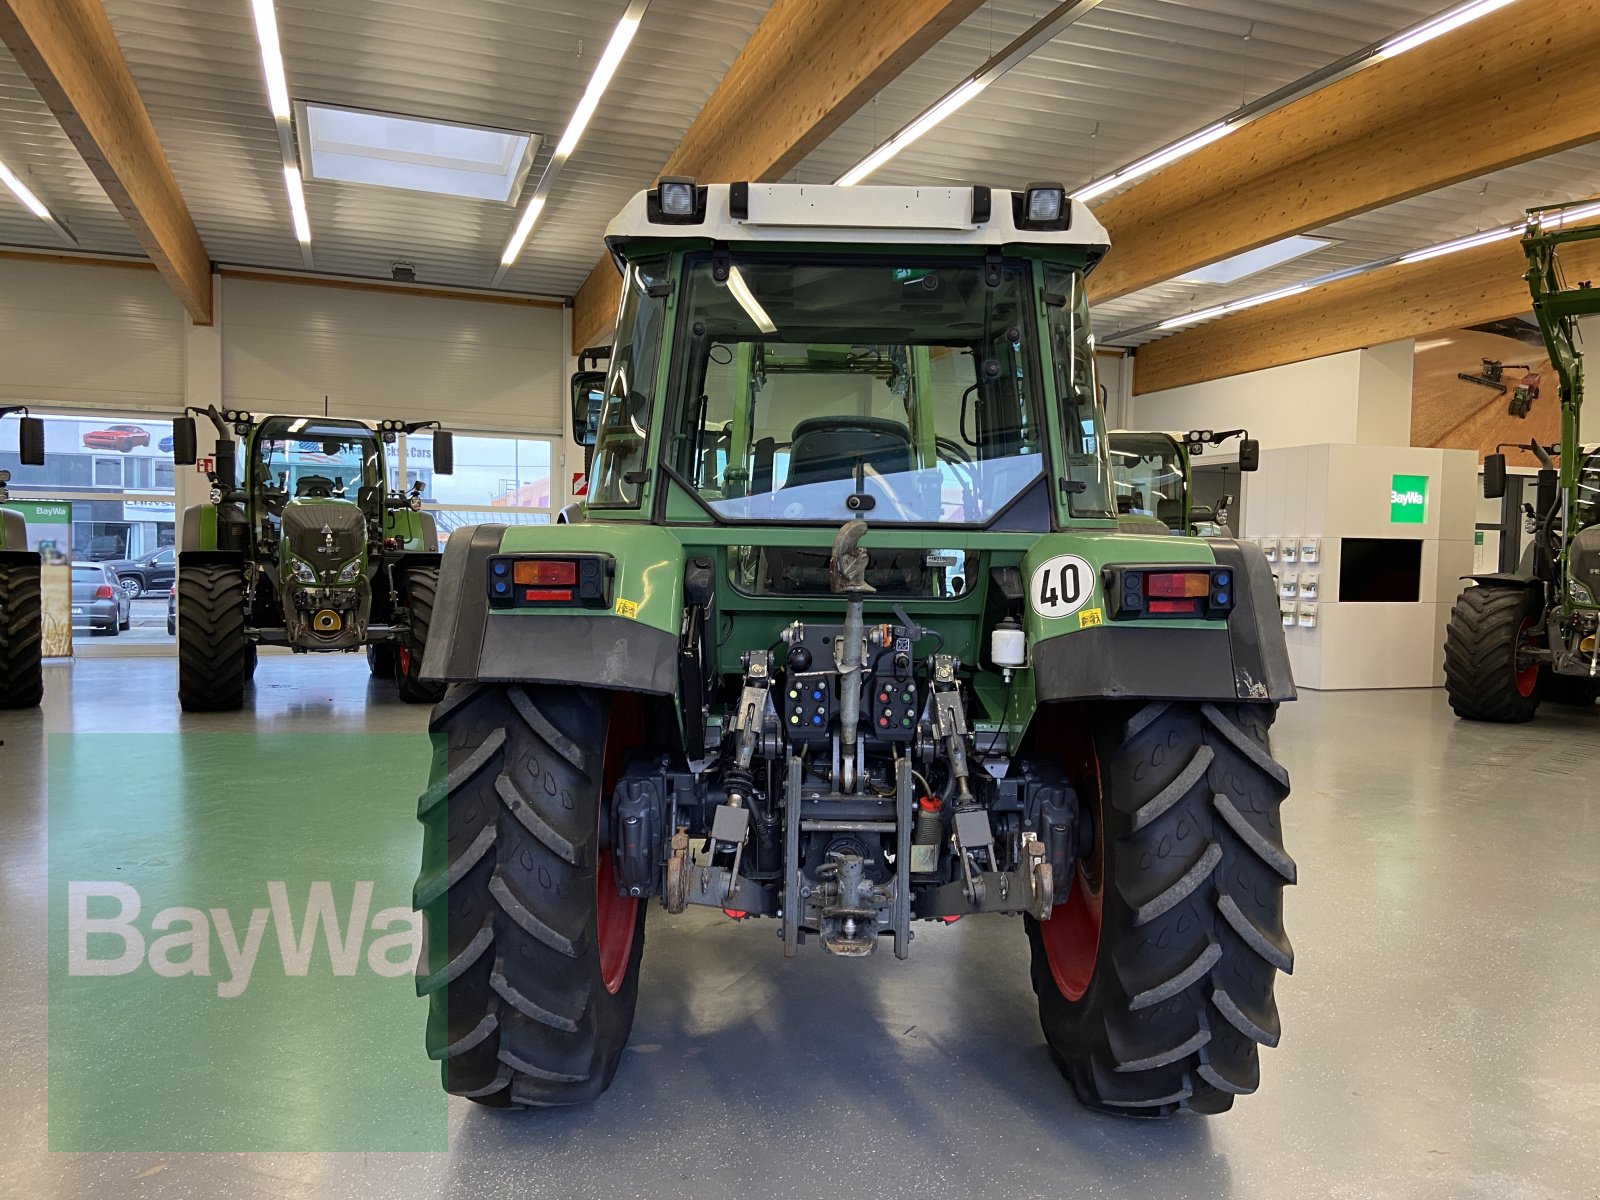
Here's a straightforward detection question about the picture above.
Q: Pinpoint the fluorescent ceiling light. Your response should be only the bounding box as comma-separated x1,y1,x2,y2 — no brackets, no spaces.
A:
727,266,776,333
555,13,643,159
300,103,536,203
1177,236,1334,284
0,158,51,220
496,0,651,278
1375,0,1520,60
1072,124,1232,204
249,0,291,121
837,78,989,187
500,196,546,266
833,1,1104,188
1397,224,1518,264
283,165,312,244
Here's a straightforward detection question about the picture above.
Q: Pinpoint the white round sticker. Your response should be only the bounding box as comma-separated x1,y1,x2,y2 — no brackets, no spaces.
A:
1029,554,1095,619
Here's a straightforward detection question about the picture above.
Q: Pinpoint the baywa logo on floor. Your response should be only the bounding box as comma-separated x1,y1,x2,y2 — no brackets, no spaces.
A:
47,733,447,1152
67,880,420,998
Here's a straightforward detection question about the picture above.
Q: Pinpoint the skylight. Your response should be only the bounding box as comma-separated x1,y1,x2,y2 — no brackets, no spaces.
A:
1175,236,1335,285
297,103,538,203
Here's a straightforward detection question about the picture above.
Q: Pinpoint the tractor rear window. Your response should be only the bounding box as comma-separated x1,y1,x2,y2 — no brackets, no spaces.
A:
667,256,1047,526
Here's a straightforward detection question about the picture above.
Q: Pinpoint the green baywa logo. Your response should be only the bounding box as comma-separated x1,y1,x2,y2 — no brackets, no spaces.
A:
67,881,419,999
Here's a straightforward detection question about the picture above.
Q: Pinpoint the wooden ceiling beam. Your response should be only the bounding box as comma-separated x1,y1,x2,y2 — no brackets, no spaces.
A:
568,0,984,353
1131,234,1600,395
1089,0,1600,306
0,0,213,324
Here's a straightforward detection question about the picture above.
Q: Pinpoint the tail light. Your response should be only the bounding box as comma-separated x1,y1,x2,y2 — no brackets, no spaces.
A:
1105,565,1235,620
94,584,116,600
487,555,611,609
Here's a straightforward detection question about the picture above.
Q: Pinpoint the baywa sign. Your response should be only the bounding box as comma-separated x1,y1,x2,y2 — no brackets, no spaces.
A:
67,881,419,999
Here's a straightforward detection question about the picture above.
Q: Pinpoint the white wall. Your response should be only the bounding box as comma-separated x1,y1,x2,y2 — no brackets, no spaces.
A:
0,260,185,411
1244,443,1477,690
1130,341,1416,454
0,260,569,442
220,276,566,435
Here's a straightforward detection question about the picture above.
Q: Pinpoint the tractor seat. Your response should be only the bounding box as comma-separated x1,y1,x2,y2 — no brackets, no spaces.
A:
295,474,337,499
1156,497,1184,530
782,417,914,489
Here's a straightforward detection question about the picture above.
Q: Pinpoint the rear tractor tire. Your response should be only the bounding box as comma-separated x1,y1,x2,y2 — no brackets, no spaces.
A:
395,566,445,705
177,564,251,712
1026,701,1294,1117
1443,585,1543,723
0,560,44,709
367,643,396,679
414,683,644,1107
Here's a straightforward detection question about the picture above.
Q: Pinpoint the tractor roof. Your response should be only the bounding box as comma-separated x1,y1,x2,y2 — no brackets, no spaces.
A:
604,182,1110,264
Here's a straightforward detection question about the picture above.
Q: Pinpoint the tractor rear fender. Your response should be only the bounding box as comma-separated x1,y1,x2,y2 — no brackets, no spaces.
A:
423,523,682,695
1024,534,1295,704
1463,572,1540,589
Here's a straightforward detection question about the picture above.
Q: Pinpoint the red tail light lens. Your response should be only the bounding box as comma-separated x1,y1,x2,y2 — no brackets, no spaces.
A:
1147,598,1201,614
95,584,116,600
1146,572,1210,598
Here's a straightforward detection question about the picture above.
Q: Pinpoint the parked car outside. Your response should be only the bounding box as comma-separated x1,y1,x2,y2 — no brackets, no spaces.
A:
82,424,151,452
71,562,130,636
102,545,176,597
167,582,177,636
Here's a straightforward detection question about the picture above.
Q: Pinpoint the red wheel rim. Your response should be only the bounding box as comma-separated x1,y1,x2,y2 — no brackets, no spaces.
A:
1514,617,1539,698
596,697,640,995
1038,723,1103,1002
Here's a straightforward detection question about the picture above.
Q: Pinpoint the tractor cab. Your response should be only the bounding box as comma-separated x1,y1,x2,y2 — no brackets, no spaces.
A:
1108,427,1259,536
249,417,384,561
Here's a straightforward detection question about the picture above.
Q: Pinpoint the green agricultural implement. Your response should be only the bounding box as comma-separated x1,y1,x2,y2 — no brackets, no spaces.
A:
1109,428,1259,536
171,407,456,711
1445,201,1600,720
414,181,1297,1116
0,406,46,708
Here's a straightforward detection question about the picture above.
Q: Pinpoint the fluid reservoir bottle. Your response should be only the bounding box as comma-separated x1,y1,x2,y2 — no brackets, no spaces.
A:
991,617,1027,669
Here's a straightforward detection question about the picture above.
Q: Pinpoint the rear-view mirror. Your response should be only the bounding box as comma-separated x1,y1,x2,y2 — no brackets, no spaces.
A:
1238,438,1260,472
571,370,607,448
171,416,197,466
17,416,44,466
433,431,455,476
1483,452,1507,499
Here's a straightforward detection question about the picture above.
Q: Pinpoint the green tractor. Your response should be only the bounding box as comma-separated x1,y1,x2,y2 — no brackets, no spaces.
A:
1445,201,1600,721
0,406,46,708
414,181,1297,1116
1109,428,1259,537
170,407,456,711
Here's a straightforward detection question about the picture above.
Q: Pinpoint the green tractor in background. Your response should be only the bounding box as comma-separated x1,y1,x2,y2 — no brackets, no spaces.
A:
414,181,1297,1117
1446,200,1600,720
0,406,46,708
171,407,455,711
1109,428,1259,537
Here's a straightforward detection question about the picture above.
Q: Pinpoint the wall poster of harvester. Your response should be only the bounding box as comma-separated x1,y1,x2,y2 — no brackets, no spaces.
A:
1411,317,1559,465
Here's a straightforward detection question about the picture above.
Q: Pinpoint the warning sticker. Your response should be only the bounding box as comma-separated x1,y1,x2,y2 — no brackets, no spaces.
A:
615,597,639,620
1078,607,1104,629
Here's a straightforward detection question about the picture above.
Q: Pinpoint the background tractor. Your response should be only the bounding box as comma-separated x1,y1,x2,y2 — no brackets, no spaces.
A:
414,181,1297,1117
0,406,46,708
171,407,455,711
1109,428,1259,537
1445,201,1600,720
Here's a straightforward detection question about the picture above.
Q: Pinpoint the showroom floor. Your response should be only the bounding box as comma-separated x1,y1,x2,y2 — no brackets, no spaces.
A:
2,658,1597,1199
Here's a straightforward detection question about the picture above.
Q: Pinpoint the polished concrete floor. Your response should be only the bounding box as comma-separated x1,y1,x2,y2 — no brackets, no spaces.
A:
2,657,1598,1198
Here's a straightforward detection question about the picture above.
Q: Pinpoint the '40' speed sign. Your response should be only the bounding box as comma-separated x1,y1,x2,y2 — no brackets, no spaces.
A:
1029,554,1095,619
